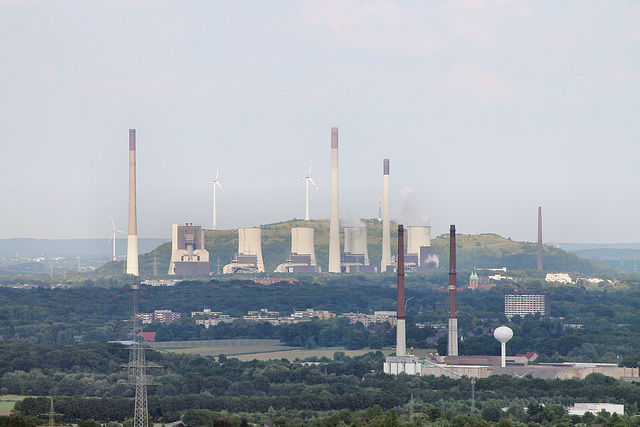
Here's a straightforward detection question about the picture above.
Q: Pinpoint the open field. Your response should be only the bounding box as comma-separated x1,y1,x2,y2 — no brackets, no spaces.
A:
232,348,392,361
0,395,27,416
232,347,439,362
150,339,295,357
151,339,436,361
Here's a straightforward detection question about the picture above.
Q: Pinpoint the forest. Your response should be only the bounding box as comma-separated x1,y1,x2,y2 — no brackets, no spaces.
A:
3,341,640,426
4,273,640,425
3,274,640,363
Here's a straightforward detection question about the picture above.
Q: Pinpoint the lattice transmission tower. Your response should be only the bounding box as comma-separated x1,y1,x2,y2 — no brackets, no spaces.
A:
39,397,64,427
123,280,160,427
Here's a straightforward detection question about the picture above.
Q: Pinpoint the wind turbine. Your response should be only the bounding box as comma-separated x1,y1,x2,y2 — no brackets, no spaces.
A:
297,160,319,221
108,215,126,261
205,162,226,229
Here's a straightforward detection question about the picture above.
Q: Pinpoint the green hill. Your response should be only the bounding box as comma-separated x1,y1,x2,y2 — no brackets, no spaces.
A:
92,220,618,279
431,233,619,276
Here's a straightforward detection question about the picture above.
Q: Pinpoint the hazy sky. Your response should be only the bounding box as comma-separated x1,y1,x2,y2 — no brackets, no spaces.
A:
1,0,639,243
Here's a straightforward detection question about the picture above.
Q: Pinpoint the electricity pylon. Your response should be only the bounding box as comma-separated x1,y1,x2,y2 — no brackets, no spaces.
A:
39,397,63,427
123,280,160,427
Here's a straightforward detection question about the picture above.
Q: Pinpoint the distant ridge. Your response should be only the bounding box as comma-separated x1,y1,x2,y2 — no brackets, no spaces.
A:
9,221,621,277
125,221,619,277
0,238,169,258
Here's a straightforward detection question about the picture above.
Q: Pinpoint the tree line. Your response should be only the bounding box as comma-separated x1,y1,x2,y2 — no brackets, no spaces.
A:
5,341,640,425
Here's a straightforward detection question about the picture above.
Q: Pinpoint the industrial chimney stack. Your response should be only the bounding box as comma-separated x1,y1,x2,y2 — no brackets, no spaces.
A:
383,223,420,375
127,129,139,277
381,159,391,272
328,127,341,273
396,224,406,357
537,207,543,271
448,224,458,357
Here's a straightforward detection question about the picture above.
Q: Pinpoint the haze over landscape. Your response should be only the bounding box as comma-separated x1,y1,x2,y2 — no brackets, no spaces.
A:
1,1,639,244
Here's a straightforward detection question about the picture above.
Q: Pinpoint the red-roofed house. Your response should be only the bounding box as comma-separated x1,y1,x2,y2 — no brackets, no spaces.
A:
137,332,157,342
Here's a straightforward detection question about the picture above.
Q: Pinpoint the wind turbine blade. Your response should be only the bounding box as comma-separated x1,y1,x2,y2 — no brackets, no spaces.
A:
205,180,215,186
308,160,313,176
108,234,114,245
309,177,319,191
296,176,307,182
216,162,220,180
217,181,226,195
110,214,116,230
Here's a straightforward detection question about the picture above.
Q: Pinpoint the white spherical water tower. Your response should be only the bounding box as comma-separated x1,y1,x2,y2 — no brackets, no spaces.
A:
494,326,513,368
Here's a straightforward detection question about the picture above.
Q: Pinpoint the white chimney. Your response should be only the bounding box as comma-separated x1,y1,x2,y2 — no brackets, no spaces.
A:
328,127,341,273
381,158,391,272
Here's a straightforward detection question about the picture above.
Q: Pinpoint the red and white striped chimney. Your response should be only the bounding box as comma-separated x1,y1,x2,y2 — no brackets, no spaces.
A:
126,129,139,276
448,224,458,357
396,224,406,357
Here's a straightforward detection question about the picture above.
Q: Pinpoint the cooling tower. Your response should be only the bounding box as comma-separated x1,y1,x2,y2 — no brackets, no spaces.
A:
238,227,265,273
537,207,543,271
126,129,139,276
291,227,317,266
407,225,431,255
396,224,406,357
448,225,458,357
274,227,320,273
381,159,391,272
328,127,341,273
344,226,369,265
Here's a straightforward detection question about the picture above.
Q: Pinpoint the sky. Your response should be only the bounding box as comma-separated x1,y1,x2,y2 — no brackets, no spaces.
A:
1,0,639,244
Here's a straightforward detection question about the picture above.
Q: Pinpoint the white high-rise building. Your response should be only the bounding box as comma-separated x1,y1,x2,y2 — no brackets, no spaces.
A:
504,293,548,318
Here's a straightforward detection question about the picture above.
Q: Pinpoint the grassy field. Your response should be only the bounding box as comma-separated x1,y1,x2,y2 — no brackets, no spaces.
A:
0,395,27,416
151,339,436,361
150,339,293,357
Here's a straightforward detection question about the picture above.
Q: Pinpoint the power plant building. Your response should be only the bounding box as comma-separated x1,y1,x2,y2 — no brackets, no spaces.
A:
223,228,265,274
505,292,549,318
168,223,210,276
341,226,375,273
274,227,321,273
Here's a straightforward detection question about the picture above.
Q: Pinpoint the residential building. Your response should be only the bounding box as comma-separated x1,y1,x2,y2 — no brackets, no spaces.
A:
505,293,549,318
196,316,234,328
568,403,624,416
545,273,573,284
137,309,181,324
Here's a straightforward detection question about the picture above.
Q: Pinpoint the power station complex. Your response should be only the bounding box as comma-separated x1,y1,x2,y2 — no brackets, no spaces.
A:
127,130,621,384
162,127,439,276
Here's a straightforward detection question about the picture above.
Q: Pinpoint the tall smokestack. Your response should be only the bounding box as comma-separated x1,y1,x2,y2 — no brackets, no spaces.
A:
396,224,406,357
448,224,458,357
328,127,340,273
537,206,543,271
127,129,139,276
381,159,391,273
